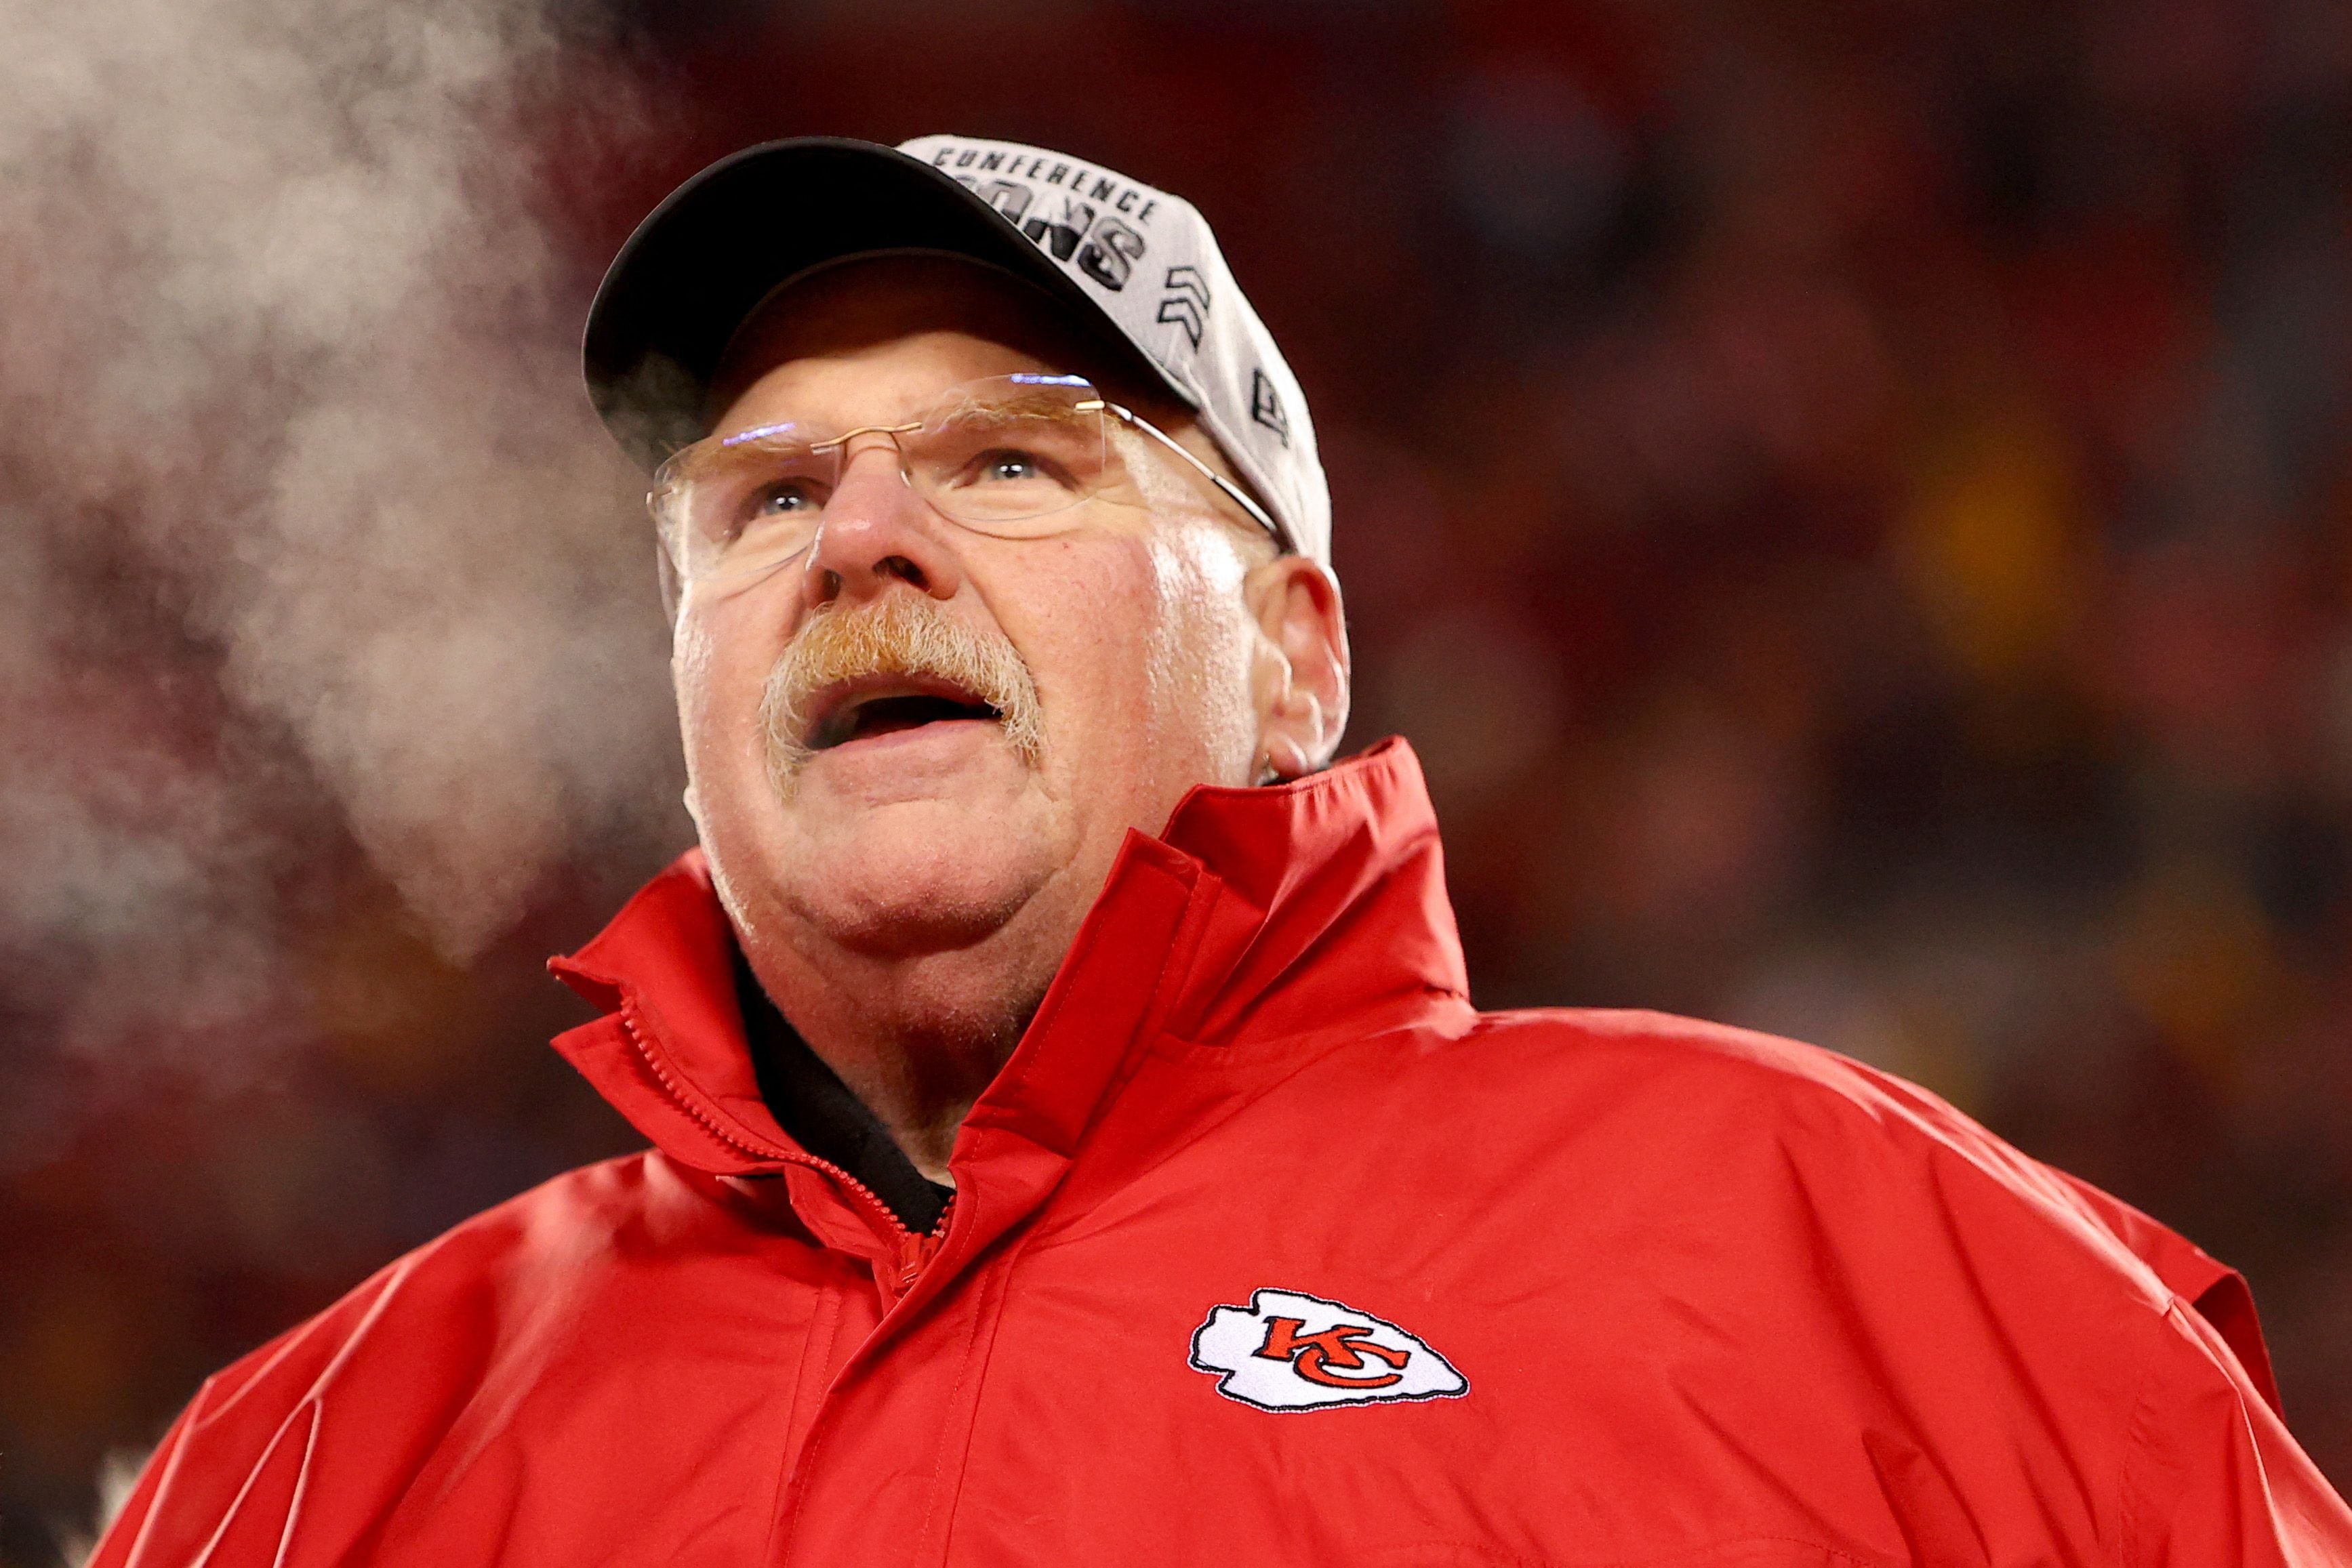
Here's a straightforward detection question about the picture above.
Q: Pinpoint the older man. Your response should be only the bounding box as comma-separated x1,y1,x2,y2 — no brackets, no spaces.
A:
95,136,2351,1567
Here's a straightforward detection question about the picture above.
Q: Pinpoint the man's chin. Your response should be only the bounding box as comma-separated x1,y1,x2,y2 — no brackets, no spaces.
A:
782,835,1055,957
765,776,1062,960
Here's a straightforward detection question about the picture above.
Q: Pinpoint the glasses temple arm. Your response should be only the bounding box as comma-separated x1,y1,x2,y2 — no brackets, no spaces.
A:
1102,403,1287,548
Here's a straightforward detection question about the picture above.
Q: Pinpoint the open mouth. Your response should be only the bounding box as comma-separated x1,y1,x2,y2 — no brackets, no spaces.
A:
805,677,1002,751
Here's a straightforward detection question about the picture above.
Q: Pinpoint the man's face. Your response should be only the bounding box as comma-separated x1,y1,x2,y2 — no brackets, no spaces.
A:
674,257,1274,968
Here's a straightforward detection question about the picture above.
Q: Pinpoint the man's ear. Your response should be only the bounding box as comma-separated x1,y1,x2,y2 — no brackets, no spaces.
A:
1244,555,1350,781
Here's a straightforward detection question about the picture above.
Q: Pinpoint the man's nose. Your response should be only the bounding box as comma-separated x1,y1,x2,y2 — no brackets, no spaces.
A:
800,436,965,613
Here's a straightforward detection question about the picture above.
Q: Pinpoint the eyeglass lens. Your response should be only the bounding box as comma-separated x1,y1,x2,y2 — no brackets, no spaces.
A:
654,374,1114,589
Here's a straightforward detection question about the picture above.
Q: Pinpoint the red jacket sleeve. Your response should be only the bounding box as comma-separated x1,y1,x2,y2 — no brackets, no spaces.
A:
82,1343,308,1568
83,1401,193,1568
2123,1296,2352,1565
79,1285,399,1568
2056,1168,2286,1418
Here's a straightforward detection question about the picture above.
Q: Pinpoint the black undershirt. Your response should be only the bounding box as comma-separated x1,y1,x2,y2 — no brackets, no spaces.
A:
733,949,956,1235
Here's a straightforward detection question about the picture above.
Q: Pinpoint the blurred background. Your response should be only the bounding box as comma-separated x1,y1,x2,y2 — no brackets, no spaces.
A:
4,0,2350,1557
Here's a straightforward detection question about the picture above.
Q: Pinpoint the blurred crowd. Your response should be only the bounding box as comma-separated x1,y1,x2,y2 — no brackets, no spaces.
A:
5,0,2350,1560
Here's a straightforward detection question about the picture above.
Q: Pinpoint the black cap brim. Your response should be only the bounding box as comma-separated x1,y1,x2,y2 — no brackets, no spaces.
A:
582,136,1145,470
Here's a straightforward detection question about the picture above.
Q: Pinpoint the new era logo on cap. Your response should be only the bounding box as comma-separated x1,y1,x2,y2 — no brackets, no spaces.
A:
898,136,1331,569
1190,1287,1469,1411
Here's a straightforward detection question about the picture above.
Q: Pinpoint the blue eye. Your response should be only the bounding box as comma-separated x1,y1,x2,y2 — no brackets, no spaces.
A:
977,451,1044,482
754,482,819,516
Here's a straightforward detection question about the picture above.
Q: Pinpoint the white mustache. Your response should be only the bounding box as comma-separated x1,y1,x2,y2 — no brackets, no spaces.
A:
759,596,1044,793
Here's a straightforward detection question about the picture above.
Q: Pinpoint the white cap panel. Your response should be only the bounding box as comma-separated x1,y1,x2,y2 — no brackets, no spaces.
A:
896,135,1331,569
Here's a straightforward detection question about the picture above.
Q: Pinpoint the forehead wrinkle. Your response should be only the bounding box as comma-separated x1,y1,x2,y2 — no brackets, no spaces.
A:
710,331,1059,444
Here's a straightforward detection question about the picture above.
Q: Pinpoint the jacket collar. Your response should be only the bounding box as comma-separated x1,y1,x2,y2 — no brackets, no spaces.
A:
547,737,1467,1182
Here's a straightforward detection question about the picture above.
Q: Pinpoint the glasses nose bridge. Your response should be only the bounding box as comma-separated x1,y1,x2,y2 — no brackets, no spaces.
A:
813,419,925,489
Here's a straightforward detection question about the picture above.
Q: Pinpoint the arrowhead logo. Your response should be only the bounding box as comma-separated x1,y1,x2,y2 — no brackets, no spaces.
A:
1156,265,1211,350
1189,1288,1469,1411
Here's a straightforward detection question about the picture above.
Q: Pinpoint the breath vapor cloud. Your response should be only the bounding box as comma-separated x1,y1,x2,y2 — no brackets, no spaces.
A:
0,0,683,1147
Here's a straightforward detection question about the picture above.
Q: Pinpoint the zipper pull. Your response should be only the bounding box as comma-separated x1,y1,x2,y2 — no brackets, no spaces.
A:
895,1229,944,1292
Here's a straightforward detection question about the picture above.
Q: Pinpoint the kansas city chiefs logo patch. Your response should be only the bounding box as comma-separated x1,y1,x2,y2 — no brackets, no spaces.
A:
1190,1288,1468,1411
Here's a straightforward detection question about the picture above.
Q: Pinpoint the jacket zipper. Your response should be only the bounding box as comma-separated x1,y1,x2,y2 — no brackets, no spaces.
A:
896,1229,946,1292
616,1004,952,1279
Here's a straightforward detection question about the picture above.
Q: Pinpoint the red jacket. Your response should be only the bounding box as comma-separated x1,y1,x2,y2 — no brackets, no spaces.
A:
96,741,2352,1566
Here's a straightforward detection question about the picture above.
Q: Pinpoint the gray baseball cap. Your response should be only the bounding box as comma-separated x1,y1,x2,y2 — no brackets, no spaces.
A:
582,134,1331,567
